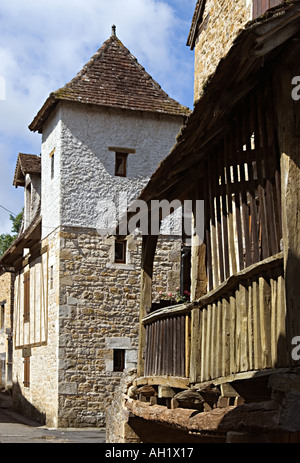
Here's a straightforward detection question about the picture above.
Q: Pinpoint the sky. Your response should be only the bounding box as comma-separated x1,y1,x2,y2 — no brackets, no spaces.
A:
0,0,196,235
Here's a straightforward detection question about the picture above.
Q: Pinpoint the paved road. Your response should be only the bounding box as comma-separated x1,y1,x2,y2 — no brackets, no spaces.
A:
0,392,106,444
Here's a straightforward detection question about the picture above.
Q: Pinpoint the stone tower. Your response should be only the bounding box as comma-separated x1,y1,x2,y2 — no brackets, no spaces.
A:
8,28,189,427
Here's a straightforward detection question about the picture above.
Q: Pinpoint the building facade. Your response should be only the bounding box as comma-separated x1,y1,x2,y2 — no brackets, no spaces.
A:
0,271,14,389
0,29,189,426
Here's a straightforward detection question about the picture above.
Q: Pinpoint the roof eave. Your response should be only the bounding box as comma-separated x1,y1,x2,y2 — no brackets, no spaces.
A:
29,94,190,134
29,94,59,133
0,214,41,268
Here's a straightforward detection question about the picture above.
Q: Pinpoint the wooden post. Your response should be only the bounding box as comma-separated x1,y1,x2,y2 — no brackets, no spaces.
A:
137,233,159,377
274,63,300,360
190,189,207,300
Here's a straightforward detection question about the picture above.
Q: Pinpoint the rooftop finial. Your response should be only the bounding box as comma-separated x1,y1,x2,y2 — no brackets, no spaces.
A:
111,25,116,37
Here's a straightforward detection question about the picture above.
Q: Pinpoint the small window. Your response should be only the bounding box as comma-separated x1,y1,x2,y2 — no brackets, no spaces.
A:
115,239,126,264
51,154,54,179
113,349,125,372
50,265,54,290
23,271,30,323
115,152,128,177
49,148,55,179
23,357,30,388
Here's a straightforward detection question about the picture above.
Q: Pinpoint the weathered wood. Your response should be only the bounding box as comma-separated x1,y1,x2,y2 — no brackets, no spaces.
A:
138,234,159,376
126,398,282,434
191,257,285,383
172,390,205,411
135,376,189,389
194,252,283,310
274,65,300,357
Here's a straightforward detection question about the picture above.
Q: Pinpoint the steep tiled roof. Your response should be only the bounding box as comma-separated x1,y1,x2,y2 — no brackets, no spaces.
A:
29,32,190,133
13,153,41,187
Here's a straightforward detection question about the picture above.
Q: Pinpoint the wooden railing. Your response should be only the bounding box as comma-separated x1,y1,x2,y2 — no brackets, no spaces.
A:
143,305,191,378
190,253,287,383
142,253,287,384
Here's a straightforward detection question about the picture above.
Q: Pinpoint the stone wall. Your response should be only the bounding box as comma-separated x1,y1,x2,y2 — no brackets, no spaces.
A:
106,369,141,443
0,271,14,387
56,226,182,427
194,0,252,102
12,231,60,426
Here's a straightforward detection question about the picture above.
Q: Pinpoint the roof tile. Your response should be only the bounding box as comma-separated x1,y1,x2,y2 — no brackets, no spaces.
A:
29,34,190,132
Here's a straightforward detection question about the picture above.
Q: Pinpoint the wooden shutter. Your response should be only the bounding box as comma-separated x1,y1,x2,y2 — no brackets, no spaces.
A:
23,271,30,322
23,357,30,387
253,0,282,19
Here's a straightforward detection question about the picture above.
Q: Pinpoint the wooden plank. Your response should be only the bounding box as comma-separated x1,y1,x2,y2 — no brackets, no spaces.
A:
153,322,158,376
257,86,279,256
200,308,206,382
247,281,254,371
235,107,252,268
259,276,272,369
251,91,270,260
222,296,231,377
219,143,230,279
214,147,225,283
224,135,237,276
204,160,213,291
202,307,208,381
276,272,289,368
163,318,168,376
172,316,177,377
242,99,260,264
270,276,278,367
264,85,282,238
252,279,261,370
210,302,217,379
185,314,191,379
181,315,186,378
216,300,222,378
244,141,260,264
144,325,149,376
208,157,219,288
146,323,151,376
235,285,241,374
231,124,244,272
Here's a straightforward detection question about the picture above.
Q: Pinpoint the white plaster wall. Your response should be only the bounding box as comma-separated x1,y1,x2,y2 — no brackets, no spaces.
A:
41,108,62,239
58,103,184,230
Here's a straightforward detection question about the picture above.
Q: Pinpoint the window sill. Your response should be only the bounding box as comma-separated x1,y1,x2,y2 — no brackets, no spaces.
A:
106,262,135,271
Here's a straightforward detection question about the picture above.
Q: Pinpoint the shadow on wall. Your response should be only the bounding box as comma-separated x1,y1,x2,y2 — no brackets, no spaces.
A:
12,380,46,425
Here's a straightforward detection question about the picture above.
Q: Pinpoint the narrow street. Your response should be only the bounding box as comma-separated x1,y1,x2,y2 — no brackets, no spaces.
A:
0,392,106,444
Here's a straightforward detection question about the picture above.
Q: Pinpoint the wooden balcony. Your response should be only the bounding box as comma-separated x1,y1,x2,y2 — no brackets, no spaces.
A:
143,304,191,379
141,252,288,386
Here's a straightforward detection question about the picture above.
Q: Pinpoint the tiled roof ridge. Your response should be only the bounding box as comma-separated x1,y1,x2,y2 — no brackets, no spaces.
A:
52,34,178,103
29,33,190,132
13,153,41,187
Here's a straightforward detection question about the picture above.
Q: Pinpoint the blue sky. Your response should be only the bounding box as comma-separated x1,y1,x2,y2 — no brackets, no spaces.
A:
0,0,196,235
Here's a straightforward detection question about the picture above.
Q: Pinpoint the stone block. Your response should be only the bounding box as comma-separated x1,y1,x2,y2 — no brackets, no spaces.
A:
59,382,78,395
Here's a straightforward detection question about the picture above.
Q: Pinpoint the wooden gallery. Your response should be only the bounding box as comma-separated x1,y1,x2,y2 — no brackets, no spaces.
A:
107,1,300,444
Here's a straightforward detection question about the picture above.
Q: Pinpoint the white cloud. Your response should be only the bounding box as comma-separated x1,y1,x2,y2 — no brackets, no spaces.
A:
0,0,195,235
